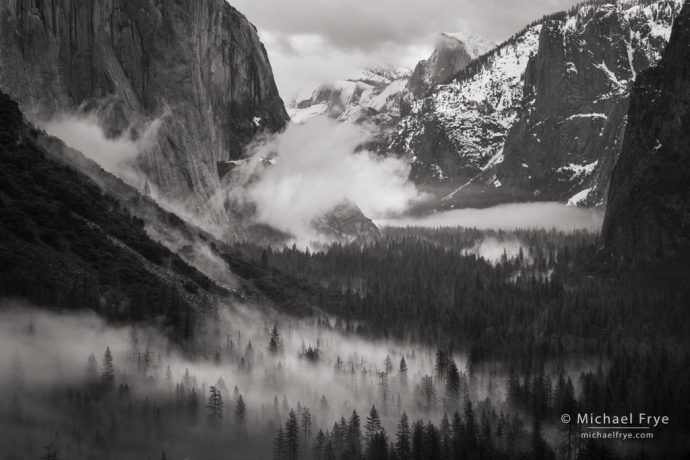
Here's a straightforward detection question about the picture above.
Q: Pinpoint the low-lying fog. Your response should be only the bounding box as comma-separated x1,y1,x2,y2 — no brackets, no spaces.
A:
377,202,604,232
0,299,595,427
0,301,477,430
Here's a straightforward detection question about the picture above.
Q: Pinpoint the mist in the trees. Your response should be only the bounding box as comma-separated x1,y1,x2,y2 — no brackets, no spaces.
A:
0,295,602,459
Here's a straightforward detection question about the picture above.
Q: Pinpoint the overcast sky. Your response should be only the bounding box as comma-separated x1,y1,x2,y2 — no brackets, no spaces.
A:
232,0,580,97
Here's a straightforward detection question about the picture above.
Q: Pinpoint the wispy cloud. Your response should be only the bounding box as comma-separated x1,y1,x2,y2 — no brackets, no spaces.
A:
232,0,580,94
229,117,423,242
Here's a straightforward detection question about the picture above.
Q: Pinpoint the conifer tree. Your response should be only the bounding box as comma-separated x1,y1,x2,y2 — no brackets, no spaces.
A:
367,429,389,460
269,325,281,354
188,387,200,422
285,409,300,460
165,365,172,393
434,349,449,382
396,411,412,459
301,407,312,447
274,427,287,460
452,411,464,458
399,357,408,388
319,395,329,413
425,421,441,460
324,439,337,460
463,400,477,450
384,355,393,374
446,360,461,409
235,394,247,432
377,371,389,413
420,375,436,412
313,429,326,460
101,347,115,391
85,353,98,386
333,419,345,457
365,405,383,445
440,413,452,458
346,410,362,458
411,420,425,460
206,385,223,427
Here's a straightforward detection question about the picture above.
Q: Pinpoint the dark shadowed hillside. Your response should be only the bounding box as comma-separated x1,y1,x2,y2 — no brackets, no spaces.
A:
0,89,354,329
0,90,222,336
603,0,690,266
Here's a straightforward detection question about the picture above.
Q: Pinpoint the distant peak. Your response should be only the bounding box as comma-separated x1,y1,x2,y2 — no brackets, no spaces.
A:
438,31,495,58
345,65,413,84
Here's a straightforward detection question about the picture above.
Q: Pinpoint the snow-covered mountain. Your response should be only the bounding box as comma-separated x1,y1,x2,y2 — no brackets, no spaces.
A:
287,65,412,124
407,31,495,97
287,31,493,128
287,2,681,212
391,25,540,191
391,0,682,209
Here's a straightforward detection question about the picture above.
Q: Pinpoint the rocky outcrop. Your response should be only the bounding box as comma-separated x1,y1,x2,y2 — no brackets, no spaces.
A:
390,0,680,209
311,200,381,242
0,0,288,225
407,32,493,98
602,1,690,265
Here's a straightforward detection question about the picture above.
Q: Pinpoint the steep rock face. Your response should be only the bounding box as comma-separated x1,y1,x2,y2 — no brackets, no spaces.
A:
498,1,679,205
0,0,288,224
407,32,493,98
391,0,679,208
391,26,541,190
602,1,690,264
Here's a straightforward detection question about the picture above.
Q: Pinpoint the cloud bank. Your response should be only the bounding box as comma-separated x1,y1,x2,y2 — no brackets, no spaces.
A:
233,117,422,241
378,202,604,232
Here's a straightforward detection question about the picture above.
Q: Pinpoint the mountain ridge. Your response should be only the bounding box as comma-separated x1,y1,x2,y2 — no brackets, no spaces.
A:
391,0,681,210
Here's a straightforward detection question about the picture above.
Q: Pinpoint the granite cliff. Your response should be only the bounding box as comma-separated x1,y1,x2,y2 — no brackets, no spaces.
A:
390,0,681,209
0,0,288,226
407,32,493,98
603,0,690,265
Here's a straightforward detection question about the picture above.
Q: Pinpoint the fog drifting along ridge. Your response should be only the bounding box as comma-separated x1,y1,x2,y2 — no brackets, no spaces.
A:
41,112,426,244
377,202,605,232
41,114,164,189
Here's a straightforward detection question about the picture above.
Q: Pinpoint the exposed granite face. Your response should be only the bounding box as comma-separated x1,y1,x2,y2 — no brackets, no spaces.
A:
498,2,679,205
602,1,690,265
0,0,288,225
407,33,492,98
390,1,680,209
